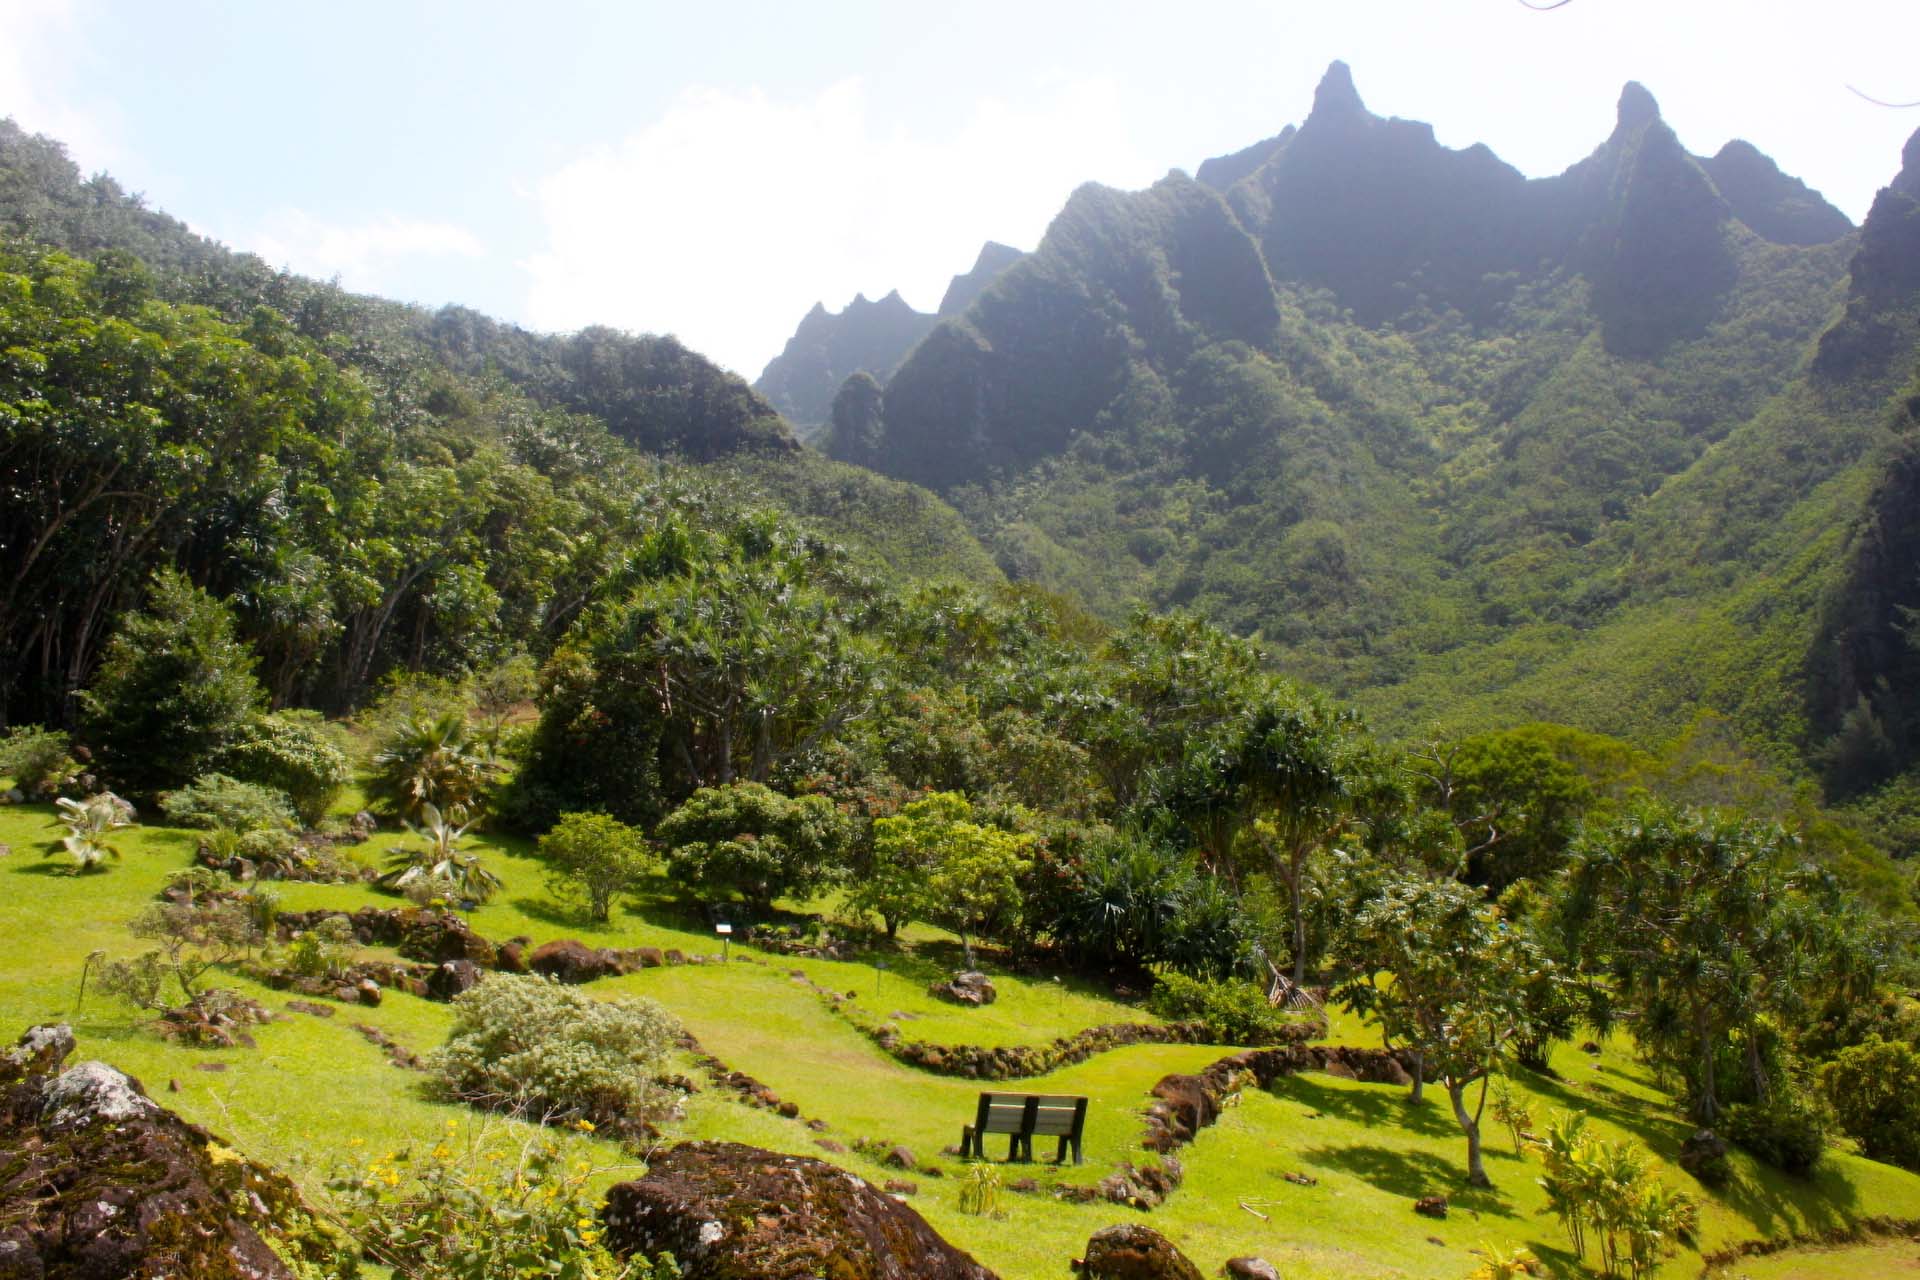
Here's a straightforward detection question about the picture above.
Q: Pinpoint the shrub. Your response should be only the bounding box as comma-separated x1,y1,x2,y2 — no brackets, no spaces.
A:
1722,1088,1829,1176
0,724,80,797
161,772,296,832
79,568,265,799
1147,972,1300,1045
220,712,351,827
280,916,357,981
329,1121,679,1280
539,812,655,923
1819,1036,1920,1170
656,782,854,911
429,974,683,1133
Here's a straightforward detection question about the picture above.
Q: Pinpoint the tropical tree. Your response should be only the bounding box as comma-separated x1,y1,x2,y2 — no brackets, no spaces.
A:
866,791,1034,967
48,793,133,872
79,569,265,800
538,811,654,923
656,781,855,911
1558,805,1838,1125
368,709,501,822
1336,870,1560,1186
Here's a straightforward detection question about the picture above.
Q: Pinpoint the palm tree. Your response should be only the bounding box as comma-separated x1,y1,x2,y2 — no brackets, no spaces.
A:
48,794,132,872
369,710,500,822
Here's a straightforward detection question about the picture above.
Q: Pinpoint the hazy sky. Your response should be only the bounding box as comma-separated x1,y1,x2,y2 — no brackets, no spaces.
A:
5,0,1917,377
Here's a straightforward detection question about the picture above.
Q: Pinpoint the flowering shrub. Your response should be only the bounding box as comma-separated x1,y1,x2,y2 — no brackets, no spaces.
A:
428,975,683,1137
329,1120,678,1280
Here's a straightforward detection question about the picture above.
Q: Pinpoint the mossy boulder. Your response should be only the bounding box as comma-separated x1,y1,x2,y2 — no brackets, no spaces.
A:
600,1140,997,1279
1073,1224,1204,1279
0,1024,352,1278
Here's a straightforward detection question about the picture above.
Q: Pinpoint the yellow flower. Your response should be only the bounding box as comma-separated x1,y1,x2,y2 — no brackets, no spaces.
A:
573,1119,596,1133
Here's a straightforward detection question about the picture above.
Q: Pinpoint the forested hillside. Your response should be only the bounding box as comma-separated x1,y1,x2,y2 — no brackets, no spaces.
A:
799,64,1920,818
0,118,996,725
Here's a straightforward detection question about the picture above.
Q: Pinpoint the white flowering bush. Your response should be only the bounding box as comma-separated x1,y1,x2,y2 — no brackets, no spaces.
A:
428,975,683,1135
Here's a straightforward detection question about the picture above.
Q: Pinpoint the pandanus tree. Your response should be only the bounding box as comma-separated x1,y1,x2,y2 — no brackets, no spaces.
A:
1556,804,1837,1125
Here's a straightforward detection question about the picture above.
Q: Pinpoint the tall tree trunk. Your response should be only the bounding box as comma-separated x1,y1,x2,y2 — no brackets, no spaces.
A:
1408,1050,1426,1105
1692,1005,1719,1125
1289,845,1309,985
1448,1078,1491,1188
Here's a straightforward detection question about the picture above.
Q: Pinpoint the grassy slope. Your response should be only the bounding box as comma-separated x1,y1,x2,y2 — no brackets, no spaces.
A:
4,799,1917,1279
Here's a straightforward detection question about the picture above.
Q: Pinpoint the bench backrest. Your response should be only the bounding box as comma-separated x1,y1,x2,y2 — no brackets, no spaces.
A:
973,1092,1087,1136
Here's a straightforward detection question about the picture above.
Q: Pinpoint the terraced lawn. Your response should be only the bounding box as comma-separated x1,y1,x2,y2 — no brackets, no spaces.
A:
5,798,1919,1279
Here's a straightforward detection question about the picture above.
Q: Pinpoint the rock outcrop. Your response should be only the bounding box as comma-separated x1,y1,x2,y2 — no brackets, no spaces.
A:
0,1024,345,1278
600,1141,997,1279
1073,1223,1204,1279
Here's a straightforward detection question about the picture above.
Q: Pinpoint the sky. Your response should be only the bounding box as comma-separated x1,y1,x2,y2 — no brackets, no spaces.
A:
4,0,1918,378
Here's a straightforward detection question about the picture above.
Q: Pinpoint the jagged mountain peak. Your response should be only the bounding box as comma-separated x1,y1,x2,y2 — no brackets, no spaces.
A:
1310,60,1367,121
1898,125,1920,197
1615,81,1662,135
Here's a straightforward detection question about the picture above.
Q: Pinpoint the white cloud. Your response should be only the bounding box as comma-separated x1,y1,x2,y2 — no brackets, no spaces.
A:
520,77,1156,378
235,210,485,292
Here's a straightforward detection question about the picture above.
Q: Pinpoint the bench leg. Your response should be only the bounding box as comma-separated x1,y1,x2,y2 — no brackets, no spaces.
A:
1055,1135,1069,1164
962,1125,976,1160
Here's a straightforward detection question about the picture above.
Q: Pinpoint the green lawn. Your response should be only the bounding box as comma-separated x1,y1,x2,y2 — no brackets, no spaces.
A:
5,798,1919,1280
1711,1237,1920,1278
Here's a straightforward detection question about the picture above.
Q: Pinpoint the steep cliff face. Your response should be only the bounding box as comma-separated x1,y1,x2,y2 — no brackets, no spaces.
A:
1701,139,1854,247
938,241,1025,316
1225,61,1535,326
871,173,1276,488
754,290,938,429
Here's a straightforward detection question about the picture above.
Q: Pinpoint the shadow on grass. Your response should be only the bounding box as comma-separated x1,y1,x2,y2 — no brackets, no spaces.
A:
1268,1074,1459,1140
506,896,622,938
1298,1142,1522,1216
10,860,86,877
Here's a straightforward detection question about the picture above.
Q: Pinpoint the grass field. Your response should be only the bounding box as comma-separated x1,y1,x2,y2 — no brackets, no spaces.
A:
4,795,1918,1279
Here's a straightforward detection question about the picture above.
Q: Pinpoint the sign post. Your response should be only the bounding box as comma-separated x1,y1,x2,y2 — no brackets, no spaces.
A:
715,922,732,964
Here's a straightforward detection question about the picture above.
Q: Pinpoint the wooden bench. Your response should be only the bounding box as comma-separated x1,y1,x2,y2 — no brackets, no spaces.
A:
961,1092,1088,1164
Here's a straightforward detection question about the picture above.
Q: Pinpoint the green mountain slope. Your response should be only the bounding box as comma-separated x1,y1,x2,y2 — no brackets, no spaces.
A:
830,64,1920,795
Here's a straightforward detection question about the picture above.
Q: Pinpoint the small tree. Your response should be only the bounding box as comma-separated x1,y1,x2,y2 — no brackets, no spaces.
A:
100,898,261,1010
80,569,265,800
656,782,854,911
867,791,1033,967
1336,870,1559,1187
539,812,654,923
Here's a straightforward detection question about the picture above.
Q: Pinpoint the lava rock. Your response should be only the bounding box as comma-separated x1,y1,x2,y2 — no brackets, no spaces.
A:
1414,1194,1448,1219
528,938,620,984
1678,1128,1731,1186
928,970,997,1006
427,959,483,1000
599,1140,997,1279
1223,1260,1282,1280
1075,1223,1205,1279
0,1023,347,1277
